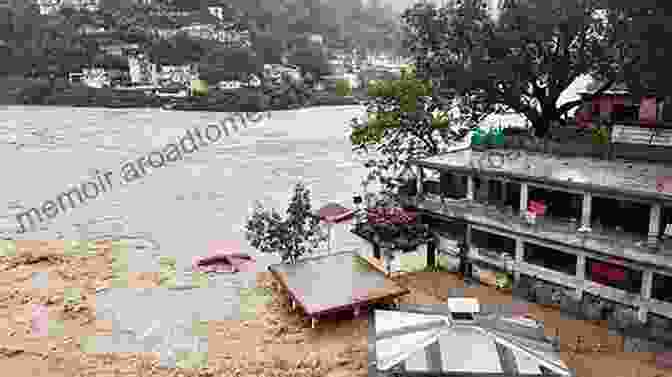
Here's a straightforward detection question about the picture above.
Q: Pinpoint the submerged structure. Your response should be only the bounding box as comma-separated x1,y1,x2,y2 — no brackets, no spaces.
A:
401,145,672,345
268,251,409,328
375,299,573,376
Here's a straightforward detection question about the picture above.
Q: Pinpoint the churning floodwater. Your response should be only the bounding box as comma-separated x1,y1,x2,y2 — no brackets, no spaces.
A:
0,104,372,363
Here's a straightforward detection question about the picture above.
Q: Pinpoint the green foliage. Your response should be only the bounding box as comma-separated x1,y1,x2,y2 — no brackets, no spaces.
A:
190,80,209,97
148,34,207,66
603,1,672,97
239,287,273,320
0,240,17,257
175,351,208,370
158,255,178,287
402,0,629,137
244,182,328,263
334,79,352,97
79,335,96,353
48,319,65,337
286,46,330,80
63,287,82,306
591,126,610,145
199,47,263,85
350,66,467,195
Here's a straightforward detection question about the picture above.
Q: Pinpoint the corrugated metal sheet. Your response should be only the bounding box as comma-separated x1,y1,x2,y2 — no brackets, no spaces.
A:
611,125,672,146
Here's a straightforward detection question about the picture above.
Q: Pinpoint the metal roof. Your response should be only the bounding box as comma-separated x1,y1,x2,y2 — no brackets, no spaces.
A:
374,307,573,376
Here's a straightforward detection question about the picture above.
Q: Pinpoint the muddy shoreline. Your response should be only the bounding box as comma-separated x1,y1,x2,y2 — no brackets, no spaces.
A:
0,240,670,376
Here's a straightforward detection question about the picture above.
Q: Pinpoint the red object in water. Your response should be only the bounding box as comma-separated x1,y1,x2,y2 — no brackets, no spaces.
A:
657,176,672,193
192,240,255,273
316,203,354,224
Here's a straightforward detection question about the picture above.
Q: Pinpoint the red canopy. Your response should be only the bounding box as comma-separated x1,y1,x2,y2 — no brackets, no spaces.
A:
192,240,255,273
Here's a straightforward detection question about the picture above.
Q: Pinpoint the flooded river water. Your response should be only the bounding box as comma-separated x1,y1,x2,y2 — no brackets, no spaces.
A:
0,105,372,362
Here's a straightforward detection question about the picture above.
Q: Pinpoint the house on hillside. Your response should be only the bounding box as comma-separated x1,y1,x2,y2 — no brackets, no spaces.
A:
35,0,61,15
61,0,99,12
574,81,672,128
157,64,198,87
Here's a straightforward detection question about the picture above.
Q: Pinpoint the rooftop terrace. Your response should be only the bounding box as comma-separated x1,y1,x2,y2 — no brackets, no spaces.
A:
412,149,672,203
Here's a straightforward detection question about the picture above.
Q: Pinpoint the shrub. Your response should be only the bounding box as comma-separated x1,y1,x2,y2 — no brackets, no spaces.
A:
335,79,352,97
591,126,610,145
244,182,328,264
190,80,208,97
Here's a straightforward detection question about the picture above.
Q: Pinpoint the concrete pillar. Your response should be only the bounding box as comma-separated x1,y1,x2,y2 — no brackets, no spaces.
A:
514,238,524,281
638,270,653,323
467,175,474,201
479,178,490,203
580,193,592,232
416,166,424,197
648,204,662,249
574,254,586,300
519,183,528,216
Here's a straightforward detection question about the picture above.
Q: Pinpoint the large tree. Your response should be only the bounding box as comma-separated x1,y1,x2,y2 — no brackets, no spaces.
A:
286,46,330,80
403,0,630,137
199,47,263,84
601,1,672,98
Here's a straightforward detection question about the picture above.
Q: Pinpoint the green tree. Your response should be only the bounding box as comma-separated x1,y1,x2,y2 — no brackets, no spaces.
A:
335,79,352,97
403,0,629,137
602,0,672,98
349,67,465,192
199,47,263,84
251,30,285,64
244,182,328,264
149,33,207,66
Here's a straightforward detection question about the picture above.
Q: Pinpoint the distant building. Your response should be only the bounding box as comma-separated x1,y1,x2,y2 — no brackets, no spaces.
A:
128,54,157,85
77,24,106,35
157,65,199,86
61,0,99,12
308,34,324,45
35,0,61,15
179,23,251,47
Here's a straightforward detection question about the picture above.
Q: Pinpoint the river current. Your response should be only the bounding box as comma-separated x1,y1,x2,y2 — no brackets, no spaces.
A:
0,105,372,361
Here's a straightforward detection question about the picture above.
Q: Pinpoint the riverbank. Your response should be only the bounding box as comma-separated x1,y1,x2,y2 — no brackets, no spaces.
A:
0,240,368,377
0,76,361,112
1,240,670,376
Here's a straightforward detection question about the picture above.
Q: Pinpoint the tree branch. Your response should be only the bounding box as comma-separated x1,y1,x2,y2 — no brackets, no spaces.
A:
557,78,614,116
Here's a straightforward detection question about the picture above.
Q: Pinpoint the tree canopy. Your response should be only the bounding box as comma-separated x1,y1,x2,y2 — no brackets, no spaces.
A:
286,46,330,80
600,1,672,98
244,182,327,264
199,47,263,83
402,0,631,137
